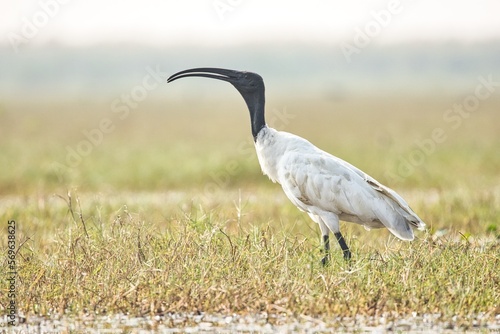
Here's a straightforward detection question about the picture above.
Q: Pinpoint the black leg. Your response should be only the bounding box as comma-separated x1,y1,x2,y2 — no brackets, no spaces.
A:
334,232,351,260
321,234,330,266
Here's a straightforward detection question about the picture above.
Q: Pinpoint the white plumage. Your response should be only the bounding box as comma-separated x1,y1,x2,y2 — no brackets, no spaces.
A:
255,127,425,241
168,67,426,263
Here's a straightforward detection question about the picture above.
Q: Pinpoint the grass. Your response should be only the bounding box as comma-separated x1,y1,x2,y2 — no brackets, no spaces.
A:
1,95,499,329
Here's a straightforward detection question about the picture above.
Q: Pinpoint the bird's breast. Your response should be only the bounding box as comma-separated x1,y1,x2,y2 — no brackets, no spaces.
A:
254,128,290,183
254,128,319,185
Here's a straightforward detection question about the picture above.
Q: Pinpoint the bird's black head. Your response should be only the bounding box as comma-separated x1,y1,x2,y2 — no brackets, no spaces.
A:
168,68,267,139
167,67,264,94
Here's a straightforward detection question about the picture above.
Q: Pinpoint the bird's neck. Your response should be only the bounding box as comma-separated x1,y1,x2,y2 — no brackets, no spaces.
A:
241,91,266,141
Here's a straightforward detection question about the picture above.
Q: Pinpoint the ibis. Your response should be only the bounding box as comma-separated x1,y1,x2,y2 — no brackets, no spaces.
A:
167,68,425,264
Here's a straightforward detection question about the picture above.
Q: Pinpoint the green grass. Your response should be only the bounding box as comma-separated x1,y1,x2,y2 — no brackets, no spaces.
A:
0,95,499,327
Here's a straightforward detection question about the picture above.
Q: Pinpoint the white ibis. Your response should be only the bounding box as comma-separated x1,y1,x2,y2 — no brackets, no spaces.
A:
167,68,425,264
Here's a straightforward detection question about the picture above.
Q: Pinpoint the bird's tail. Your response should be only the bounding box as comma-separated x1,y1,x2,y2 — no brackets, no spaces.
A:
365,178,426,234
385,215,415,241
372,199,424,241
407,215,426,231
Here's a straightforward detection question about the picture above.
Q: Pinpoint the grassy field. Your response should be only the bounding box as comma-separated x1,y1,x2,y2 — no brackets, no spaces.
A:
1,94,499,330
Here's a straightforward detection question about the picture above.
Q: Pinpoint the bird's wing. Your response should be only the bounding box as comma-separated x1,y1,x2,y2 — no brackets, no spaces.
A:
334,157,425,230
278,151,380,219
277,150,425,233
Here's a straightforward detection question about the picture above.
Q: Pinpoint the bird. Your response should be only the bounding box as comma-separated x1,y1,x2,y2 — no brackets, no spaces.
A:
167,68,425,264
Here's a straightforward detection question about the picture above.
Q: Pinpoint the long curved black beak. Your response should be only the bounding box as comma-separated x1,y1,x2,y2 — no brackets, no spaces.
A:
167,67,240,84
167,67,267,140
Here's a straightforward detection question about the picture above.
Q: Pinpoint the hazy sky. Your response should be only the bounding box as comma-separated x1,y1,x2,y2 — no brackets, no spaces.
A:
2,0,500,48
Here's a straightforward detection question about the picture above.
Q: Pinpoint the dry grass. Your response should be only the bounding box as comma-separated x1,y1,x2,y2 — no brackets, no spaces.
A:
0,95,499,327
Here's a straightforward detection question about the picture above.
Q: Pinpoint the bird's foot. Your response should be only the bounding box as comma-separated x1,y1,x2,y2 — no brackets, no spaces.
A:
321,255,330,267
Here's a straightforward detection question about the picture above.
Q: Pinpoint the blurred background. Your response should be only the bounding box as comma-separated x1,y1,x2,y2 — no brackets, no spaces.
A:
2,2,500,322
1,0,499,194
